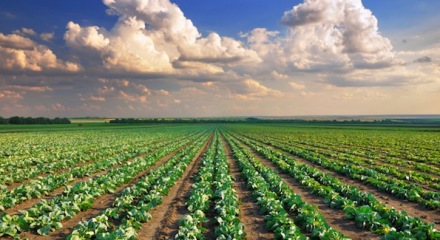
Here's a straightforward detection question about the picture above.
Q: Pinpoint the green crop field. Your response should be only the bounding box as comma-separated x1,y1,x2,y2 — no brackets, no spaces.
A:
0,124,439,240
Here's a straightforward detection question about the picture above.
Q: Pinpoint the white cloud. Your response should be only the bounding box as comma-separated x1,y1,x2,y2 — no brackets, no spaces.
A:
249,0,398,72
0,32,80,73
0,33,35,50
289,81,306,90
64,0,259,75
65,22,110,50
240,0,430,89
1,0,439,117
7,85,53,92
40,32,54,42
0,90,23,100
271,71,289,80
228,79,283,101
13,28,36,36
177,33,261,65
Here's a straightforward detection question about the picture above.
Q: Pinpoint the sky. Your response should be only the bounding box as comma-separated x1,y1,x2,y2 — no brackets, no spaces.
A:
0,0,439,118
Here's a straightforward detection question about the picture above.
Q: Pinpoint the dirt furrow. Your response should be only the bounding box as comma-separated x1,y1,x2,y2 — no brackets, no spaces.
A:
291,140,440,185
5,136,194,215
19,142,192,240
5,133,198,192
138,134,213,240
245,136,440,228
5,153,148,216
6,158,97,191
290,135,440,167
221,135,274,240
242,140,380,239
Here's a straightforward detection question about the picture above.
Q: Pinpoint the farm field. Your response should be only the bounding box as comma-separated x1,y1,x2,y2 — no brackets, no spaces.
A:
0,124,439,240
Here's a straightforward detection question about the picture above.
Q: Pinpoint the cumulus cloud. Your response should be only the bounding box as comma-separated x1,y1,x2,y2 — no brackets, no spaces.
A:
65,22,110,50
0,32,80,73
177,33,260,65
237,0,421,89
64,0,259,75
247,0,397,72
0,33,35,50
2,0,439,117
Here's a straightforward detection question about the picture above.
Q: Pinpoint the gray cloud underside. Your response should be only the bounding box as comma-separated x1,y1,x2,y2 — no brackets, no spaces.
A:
1,0,439,117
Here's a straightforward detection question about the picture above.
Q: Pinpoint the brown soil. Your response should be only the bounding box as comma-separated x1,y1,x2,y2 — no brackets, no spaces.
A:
6,168,108,215
231,135,380,239
292,141,440,187
5,140,162,192
5,152,149,216
294,137,440,168
137,134,212,240
242,136,440,229
18,141,192,240
5,137,188,214
221,135,275,240
6,156,104,191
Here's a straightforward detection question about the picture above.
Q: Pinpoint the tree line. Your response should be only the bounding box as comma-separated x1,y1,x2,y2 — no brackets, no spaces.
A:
109,117,426,125
0,116,71,124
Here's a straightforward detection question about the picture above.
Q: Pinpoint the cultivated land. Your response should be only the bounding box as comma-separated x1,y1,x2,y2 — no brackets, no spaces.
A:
0,123,439,239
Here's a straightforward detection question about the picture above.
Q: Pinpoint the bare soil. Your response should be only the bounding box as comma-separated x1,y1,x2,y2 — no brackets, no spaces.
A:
6,153,147,216
221,135,275,240
4,143,140,191
244,136,440,229
137,134,212,240
292,140,440,188
232,135,380,239
6,157,102,191
18,141,192,240
5,138,188,215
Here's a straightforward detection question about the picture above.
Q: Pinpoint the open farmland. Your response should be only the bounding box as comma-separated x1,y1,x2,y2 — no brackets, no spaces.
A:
0,124,439,240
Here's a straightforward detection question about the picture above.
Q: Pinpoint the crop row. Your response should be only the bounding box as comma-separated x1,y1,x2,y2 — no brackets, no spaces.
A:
0,131,201,211
0,127,201,190
285,136,440,179
175,132,217,239
0,131,209,239
228,125,440,167
284,138,440,189
175,132,245,239
0,129,149,168
67,132,210,239
224,133,348,239
284,134,439,190
233,130,440,209
0,131,194,187
228,132,438,239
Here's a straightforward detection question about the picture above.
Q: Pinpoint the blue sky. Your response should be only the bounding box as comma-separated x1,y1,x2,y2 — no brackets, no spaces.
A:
1,1,439,40
0,0,439,117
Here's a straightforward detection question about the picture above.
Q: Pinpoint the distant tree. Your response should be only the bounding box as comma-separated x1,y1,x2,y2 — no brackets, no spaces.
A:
0,116,8,124
6,116,71,124
8,116,22,124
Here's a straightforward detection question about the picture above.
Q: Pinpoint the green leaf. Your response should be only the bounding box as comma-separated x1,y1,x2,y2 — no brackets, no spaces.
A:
53,221,63,230
37,225,52,235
